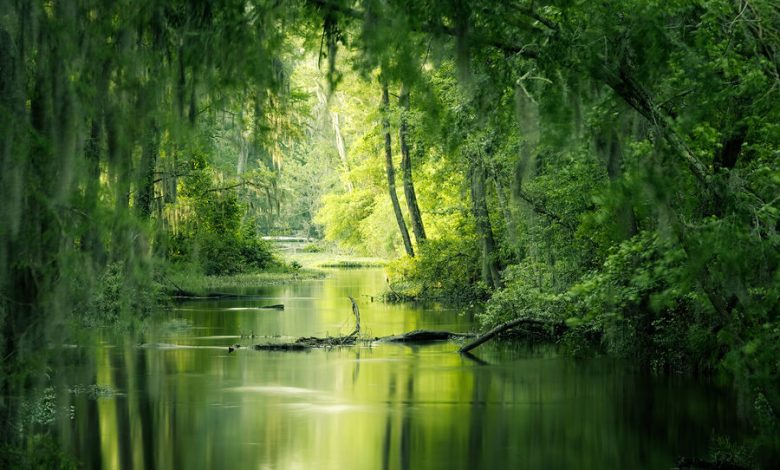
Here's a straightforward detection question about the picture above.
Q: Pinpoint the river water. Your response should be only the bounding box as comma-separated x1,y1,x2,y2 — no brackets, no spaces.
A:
62,268,745,469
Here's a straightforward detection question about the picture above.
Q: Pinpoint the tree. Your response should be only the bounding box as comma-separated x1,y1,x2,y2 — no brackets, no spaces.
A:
381,79,415,257
399,83,427,245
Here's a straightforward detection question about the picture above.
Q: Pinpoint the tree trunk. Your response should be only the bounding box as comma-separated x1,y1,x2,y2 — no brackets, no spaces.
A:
330,110,354,192
595,119,638,238
381,80,414,257
493,175,520,260
399,84,427,246
469,155,502,289
600,64,710,187
82,117,104,256
135,120,159,218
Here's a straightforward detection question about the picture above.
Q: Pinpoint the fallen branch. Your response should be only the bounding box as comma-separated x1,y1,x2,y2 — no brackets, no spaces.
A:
252,296,360,351
458,317,567,353
251,297,474,351
348,295,360,337
254,343,311,351
259,304,285,310
251,329,475,352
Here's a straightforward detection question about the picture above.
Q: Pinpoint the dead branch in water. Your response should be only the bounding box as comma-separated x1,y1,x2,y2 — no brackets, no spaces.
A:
250,297,473,352
380,330,476,343
348,295,360,337
458,317,567,353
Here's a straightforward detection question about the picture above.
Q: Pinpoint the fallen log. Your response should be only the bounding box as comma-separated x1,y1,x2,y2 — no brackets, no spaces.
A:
252,334,357,352
251,297,476,352
254,343,311,351
253,297,361,351
380,329,476,343
458,317,567,353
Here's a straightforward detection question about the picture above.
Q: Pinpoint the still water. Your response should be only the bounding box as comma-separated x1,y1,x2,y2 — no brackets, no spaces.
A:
63,268,744,469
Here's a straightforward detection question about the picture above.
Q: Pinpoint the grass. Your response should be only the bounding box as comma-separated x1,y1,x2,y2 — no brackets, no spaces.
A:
160,261,325,294
284,251,387,269
160,251,386,295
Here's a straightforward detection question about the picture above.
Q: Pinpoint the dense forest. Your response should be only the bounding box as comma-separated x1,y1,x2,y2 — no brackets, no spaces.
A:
1,0,779,467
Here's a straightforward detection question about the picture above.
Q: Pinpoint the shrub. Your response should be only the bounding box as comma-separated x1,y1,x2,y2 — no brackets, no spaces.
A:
385,237,488,302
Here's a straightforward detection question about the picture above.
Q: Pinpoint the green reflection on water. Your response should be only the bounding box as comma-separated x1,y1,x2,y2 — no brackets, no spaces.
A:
62,269,744,469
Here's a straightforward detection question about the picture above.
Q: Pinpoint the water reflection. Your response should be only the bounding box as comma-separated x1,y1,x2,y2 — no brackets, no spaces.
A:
61,269,744,469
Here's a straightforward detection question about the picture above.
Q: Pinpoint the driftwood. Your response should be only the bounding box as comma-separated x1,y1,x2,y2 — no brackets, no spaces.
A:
252,334,357,352
249,297,474,352
458,317,567,353
250,297,360,352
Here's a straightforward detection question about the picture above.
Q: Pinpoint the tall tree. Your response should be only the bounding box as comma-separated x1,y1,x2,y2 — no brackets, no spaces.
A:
398,83,426,245
381,79,414,257
469,152,502,290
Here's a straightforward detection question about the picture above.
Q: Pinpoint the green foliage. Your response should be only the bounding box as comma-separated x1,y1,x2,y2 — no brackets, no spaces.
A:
167,158,277,275
386,238,488,302
302,242,326,253
87,261,158,326
0,435,78,470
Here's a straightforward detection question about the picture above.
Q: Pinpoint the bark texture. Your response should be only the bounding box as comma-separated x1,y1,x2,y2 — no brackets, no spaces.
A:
399,84,426,245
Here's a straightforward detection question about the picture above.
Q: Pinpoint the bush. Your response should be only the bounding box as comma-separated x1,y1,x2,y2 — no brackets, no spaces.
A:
303,242,325,253
200,235,244,275
385,238,489,302
239,237,274,270
198,232,274,276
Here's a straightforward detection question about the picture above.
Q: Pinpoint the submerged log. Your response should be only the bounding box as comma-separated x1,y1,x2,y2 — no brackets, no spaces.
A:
254,343,310,351
253,297,360,351
458,317,567,353
251,297,475,351
253,335,357,352
380,330,476,343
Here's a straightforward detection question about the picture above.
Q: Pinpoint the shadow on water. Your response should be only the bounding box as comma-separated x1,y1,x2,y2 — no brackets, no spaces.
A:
57,268,747,469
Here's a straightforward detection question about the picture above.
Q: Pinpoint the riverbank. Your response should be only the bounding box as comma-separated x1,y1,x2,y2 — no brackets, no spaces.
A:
162,253,386,295
283,252,386,269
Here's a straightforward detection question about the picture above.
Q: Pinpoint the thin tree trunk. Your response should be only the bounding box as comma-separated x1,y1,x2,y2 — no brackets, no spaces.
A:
469,155,502,289
331,110,354,192
82,118,104,255
493,175,520,259
316,83,353,193
381,80,414,257
236,109,249,175
398,83,426,245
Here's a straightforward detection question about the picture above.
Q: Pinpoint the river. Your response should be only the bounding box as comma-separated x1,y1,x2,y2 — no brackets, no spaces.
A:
61,268,746,469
